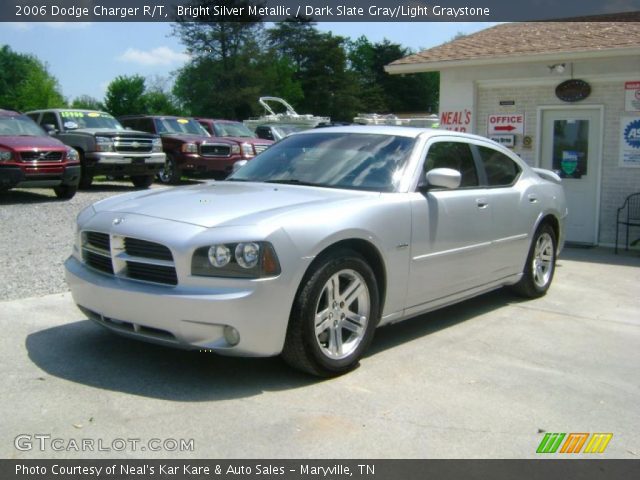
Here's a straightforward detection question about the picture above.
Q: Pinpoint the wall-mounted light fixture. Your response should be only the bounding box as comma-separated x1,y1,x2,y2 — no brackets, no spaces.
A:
548,63,566,74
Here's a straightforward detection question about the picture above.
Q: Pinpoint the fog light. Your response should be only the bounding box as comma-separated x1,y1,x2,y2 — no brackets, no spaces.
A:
224,326,240,346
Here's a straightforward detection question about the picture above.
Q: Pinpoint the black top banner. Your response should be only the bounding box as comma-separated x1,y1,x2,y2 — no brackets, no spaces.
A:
4,0,640,22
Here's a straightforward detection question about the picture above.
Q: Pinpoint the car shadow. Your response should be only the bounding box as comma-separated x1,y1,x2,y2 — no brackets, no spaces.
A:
0,189,64,204
26,289,519,401
26,319,316,402
367,288,518,357
559,245,640,267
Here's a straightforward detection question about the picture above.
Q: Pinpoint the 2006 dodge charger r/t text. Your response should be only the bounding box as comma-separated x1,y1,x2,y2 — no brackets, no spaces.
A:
65,126,566,376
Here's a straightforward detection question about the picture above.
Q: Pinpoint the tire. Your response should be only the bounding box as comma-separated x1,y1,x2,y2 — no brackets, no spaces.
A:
78,151,93,189
53,184,77,199
511,223,557,298
130,175,154,189
157,154,181,185
282,249,380,377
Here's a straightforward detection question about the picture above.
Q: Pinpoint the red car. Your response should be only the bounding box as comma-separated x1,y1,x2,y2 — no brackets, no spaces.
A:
196,118,273,159
0,109,80,199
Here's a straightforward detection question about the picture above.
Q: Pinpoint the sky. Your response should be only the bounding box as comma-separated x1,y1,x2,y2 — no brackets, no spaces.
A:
0,21,496,102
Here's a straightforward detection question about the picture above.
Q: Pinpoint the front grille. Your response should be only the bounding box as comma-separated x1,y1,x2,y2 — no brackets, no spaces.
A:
20,151,64,162
85,231,110,251
126,262,178,286
124,237,173,261
81,231,177,286
83,250,114,275
113,137,154,154
200,143,231,157
254,144,270,154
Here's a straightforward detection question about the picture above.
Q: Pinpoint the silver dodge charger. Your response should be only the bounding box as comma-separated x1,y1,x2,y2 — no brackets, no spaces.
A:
65,126,566,376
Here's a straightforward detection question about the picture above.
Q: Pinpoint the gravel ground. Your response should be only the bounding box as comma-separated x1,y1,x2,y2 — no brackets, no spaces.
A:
0,179,184,301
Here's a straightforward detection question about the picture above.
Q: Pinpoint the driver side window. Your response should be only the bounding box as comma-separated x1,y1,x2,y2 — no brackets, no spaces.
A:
422,141,478,188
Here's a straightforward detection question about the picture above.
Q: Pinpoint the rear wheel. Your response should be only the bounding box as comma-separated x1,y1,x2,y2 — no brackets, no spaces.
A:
53,184,77,199
130,175,154,189
157,154,181,184
511,224,557,298
282,250,379,377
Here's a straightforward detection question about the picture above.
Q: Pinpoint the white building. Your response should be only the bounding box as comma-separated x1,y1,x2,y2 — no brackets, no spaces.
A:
386,18,640,246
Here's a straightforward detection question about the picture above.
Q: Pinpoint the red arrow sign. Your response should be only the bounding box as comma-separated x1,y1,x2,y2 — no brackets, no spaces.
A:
495,125,516,132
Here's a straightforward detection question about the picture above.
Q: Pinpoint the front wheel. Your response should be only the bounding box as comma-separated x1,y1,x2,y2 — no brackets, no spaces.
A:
130,175,154,189
282,250,379,377
157,154,181,185
53,184,77,199
511,224,557,298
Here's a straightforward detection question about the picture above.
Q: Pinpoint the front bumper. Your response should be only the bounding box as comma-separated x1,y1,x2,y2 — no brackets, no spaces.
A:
0,164,80,189
65,256,294,357
85,152,165,175
177,153,240,174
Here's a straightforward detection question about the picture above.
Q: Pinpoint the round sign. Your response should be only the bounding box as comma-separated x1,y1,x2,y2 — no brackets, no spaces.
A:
555,79,591,102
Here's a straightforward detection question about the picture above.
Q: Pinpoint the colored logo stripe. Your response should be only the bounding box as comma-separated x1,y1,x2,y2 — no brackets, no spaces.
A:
537,433,565,453
560,433,589,453
584,433,613,453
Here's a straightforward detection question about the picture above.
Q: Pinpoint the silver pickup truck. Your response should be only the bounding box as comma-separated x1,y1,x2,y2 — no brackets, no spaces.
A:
26,109,165,189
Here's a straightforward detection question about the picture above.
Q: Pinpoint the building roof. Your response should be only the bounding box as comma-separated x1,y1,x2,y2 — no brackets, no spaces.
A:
387,15,640,72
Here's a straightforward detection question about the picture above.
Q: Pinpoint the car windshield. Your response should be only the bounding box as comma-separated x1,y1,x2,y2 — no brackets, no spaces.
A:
273,125,307,137
214,122,255,138
155,118,209,136
0,115,46,136
229,132,415,192
60,111,124,130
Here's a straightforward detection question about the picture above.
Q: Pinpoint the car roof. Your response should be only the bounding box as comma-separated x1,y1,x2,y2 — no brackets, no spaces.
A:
294,125,496,141
0,109,21,117
120,115,194,120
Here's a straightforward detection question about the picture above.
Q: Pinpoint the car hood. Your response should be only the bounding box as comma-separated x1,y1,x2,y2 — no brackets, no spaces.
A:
0,135,66,150
69,129,153,137
92,182,375,228
161,133,215,144
222,136,273,145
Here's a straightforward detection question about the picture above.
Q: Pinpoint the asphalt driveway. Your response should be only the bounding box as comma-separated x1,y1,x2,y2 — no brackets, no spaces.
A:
1,247,638,459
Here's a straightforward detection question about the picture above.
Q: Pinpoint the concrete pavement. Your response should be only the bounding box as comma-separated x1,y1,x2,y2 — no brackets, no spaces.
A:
1,248,639,458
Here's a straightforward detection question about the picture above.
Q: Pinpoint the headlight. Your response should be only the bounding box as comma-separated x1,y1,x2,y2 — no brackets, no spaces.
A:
152,138,163,153
181,143,198,154
66,147,80,162
207,244,231,268
192,241,280,278
95,136,114,152
231,144,241,155
0,148,13,162
241,142,255,159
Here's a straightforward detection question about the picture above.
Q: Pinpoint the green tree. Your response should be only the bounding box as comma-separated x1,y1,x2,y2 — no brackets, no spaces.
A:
172,0,265,119
348,37,439,114
103,75,147,116
71,95,103,110
0,45,65,111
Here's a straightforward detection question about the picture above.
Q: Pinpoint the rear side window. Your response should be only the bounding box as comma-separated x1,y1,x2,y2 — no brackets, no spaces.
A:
424,141,478,187
40,112,59,130
477,146,521,186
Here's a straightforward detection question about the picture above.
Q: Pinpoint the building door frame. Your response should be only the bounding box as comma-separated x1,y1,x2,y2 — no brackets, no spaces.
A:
536,105,604,245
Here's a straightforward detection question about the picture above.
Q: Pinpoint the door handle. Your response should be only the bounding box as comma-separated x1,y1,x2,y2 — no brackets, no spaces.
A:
476,198,489,209
528,194,538,203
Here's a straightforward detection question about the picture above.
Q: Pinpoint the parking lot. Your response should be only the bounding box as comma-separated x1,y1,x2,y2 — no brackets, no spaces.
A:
1,183,639,459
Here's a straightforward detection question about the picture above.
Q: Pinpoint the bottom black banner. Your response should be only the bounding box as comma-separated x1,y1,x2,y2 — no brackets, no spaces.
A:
2,460,640,480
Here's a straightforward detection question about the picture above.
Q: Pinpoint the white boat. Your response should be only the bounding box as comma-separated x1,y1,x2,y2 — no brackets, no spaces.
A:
244,97,330,130
353,113,440,128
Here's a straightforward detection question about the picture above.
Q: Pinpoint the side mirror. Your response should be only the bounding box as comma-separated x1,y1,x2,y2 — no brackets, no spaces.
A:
43,124,58,135
425,168,461,189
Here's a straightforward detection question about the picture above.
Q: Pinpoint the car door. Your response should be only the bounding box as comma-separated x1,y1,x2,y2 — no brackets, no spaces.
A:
473,143,531,278
406,138,493,311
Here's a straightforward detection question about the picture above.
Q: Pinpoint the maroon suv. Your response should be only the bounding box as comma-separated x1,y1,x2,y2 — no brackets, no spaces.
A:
0,109,80,199
197,118,273,159
119,115,242,184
